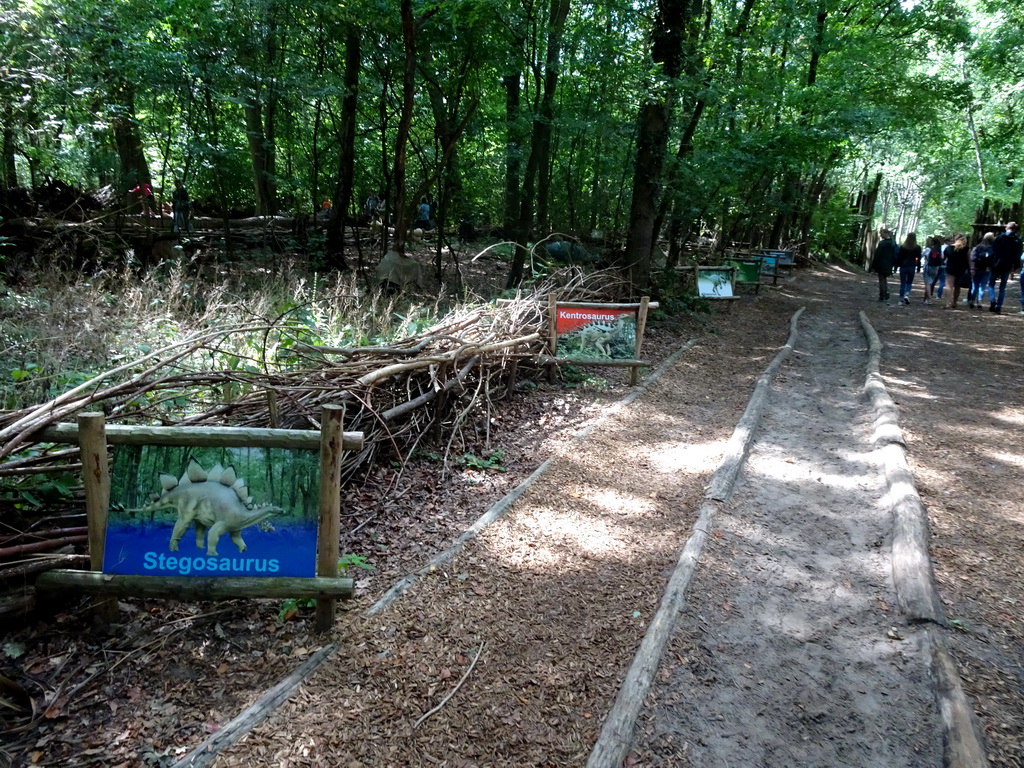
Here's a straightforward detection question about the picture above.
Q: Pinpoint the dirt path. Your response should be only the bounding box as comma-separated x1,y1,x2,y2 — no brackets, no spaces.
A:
633,281,943,765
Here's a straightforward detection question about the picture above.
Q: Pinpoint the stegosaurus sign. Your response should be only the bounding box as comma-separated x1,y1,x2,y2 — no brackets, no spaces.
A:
104,446,319,578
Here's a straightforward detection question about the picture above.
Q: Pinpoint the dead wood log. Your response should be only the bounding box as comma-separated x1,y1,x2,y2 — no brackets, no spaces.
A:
0,536,87,559
382,355,480,421
35,570,354,601
38,423,363,452
0,527,88,545
0,588,35,618
0,554,90,582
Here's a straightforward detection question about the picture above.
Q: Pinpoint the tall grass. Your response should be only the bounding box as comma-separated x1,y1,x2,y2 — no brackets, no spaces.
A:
0,258,449,412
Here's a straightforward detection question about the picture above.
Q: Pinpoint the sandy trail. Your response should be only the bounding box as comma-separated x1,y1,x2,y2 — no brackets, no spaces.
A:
633,288,943,766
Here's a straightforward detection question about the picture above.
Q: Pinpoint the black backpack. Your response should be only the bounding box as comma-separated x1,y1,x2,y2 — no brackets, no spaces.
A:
927,247,944,267
973,244,993,272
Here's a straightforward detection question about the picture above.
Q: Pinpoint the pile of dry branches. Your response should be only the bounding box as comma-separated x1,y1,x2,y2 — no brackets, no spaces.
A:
0,269,627,592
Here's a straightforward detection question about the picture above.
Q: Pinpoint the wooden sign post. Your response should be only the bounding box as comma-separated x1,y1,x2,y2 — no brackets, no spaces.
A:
315,405,344,633
77,413,118,625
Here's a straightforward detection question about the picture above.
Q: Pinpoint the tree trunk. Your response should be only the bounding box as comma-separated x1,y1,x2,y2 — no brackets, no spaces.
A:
111,85,151,211
622,0,696,292
326,24,361,271
503,73,522,238
507,0,573,288
245,101,277,216
243,14,280,217
390,0,416,254
1,105,16,187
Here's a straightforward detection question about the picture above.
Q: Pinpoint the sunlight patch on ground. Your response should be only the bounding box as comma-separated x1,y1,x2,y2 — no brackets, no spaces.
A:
646,440,726,474
745,454,874,491
587,488,659,517
992,410,1024,427
883,375,935,396
986,450,1024,468
490,493,657,567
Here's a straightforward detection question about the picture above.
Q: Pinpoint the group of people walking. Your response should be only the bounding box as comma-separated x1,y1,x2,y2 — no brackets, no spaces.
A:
870,223,1024,314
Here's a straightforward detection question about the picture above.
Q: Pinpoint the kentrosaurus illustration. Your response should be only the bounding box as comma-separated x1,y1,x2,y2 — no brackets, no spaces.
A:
572,315,631,357
131,460,281,557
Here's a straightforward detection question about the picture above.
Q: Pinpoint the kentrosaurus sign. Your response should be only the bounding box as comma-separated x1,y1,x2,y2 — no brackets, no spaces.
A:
554,307,638,360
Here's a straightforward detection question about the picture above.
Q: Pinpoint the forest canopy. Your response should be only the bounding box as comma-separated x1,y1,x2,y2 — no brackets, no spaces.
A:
1,0,1022,284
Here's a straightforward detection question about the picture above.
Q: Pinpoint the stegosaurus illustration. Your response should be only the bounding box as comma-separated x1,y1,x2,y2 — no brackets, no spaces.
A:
130,460,281,557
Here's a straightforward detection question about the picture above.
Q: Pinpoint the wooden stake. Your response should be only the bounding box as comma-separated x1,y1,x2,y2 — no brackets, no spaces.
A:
77,413,118,625
547,293,558,383
630,297,650,386
315,404,345,633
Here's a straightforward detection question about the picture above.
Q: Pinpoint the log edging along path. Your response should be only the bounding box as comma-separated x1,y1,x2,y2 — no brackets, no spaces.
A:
859,311,989,768
585,307,805,768
172,335,702,767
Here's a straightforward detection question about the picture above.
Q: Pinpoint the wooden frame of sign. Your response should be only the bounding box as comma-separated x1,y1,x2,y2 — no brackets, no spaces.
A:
34,407,364,633
762,248,795,273
544,294,657,386
725,258,762,294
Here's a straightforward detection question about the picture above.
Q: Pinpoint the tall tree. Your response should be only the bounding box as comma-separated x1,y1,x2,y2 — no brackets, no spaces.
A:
622,0,699,292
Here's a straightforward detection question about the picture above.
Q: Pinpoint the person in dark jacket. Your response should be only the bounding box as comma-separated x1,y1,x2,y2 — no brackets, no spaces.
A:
870,228,897,301
989,221,1022,314
944,235,971,309
171,179,193,234
896,232,922,305
969,232,995,309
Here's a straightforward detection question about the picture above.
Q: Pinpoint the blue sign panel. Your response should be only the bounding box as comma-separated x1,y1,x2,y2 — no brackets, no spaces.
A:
104,446,319,578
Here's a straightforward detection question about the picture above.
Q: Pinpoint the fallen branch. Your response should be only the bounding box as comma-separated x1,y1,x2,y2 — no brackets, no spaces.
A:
413,641,486,729
0,536,87,559
0,527,88,545
0,554,90,581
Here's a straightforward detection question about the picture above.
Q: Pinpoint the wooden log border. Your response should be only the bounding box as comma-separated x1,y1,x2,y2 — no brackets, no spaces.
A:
586,307,804,768
36,410,364,631
35,571,354,601
859,311,988,767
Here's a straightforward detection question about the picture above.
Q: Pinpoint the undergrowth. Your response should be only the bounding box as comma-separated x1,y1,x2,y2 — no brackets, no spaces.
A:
0,258,447,412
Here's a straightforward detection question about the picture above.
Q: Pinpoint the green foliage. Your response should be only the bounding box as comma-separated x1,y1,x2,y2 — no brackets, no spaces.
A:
337,553,374,574
0,471,78,511
560,365,609,389
277,554,374,621
277,597,316,622
462,448,506,472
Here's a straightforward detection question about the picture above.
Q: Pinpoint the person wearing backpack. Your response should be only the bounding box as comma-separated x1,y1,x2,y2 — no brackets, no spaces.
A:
896,232,922,305
869,228,897,301
944,235,971,309
969,232,995,309
988,221,1022,314
922,235,946,303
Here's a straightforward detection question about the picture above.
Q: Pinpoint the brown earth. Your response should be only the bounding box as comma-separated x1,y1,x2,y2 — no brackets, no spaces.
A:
2,264,1023,768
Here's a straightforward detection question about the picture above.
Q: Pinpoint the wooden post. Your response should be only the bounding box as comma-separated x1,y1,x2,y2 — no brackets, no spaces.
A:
266,389,280,428
630,297,650,386
547,293,558,383
431,362,450,440
315,404,345,633
77,413,118,624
